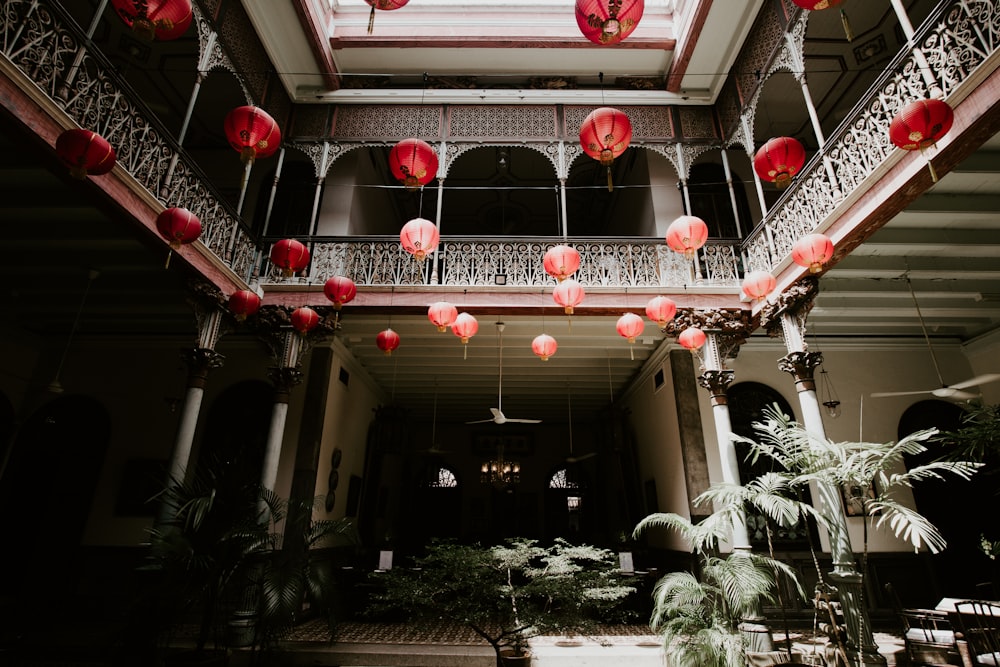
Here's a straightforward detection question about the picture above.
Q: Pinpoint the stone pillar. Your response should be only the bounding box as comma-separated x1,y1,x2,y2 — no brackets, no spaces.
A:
261,332,305,495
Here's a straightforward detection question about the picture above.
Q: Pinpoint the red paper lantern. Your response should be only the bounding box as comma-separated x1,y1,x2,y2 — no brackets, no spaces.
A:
792,233,834,273
388,138,438,190
364,0,410,33
376,328,401,355
291,307,320,334
645,296,677,327
428,301,458,332
224,106,280,165
616,312,644,343
270,239,310,277
228,289,261,321
741,271,777,301
665,215,709,258
400,217,439,261
575,0,644,45
543,245,581,282
532,334,558,361
156,207,201,249
553,278,585,315
754,137,806,188
678,327,706,351
55,129,116,179
452,312,479,344
323,276,357,310
111,0,192,41
580,107,632,191
890,99,954,182
791,0,843,9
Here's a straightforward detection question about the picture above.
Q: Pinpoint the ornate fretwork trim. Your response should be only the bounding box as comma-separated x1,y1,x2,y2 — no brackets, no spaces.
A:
760,276,820,337
665,308,753,338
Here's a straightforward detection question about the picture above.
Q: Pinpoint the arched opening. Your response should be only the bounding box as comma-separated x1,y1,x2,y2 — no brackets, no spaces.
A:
545,465,590,542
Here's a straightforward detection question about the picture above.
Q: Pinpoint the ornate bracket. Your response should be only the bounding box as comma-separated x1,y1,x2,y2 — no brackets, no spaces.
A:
760,276,820,338
777,350,824,392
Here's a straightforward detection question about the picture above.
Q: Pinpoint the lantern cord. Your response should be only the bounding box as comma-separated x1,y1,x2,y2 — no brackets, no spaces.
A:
49,269,99,393
607,350,615,404
905,273,946,388
567,380,574,457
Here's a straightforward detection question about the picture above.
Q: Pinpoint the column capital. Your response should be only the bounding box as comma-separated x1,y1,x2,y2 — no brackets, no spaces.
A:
698,369,736,405
778,350,824,392
179,347,225,389
760,276,820,337
268,366,304,403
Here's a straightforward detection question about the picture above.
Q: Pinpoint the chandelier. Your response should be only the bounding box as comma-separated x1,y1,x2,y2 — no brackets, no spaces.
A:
481,446,520,487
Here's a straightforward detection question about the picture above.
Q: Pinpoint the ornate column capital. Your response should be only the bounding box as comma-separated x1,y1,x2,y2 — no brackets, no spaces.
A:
180,347,225,389
760,276,820,337
267,366,304,403
778,350,824,392
698,369,736,406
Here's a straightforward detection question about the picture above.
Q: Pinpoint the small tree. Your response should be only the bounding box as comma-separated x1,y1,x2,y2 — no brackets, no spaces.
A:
366,538,635,666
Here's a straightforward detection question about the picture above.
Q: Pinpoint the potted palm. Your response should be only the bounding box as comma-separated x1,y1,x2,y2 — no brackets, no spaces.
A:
365,538,635,666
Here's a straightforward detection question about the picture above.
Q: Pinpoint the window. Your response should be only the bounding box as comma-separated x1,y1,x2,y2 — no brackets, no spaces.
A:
428,467,458,488
548,468,579,489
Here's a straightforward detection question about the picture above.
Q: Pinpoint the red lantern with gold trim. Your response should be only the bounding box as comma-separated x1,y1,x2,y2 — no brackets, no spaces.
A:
678,327,706,351
889,99,954,182
270,239,310,278
228,289,261,321
111,0,192,41
580,107,632,191
792,233,834,273
323,276,357,310
575,0,644,46
376,328,401,356
543,245,581,282
224,106,280,165
665,215,709,259
553,278,585,315
156,207,201,268
400,217,439,261
452,312,479,344
754,137,806,189
364,0,410,34
389,138,438,190
741,271,777,302
645,296,677,328
56,129,116,179
532,334,558,361
291,307,320,334
428,301,458,332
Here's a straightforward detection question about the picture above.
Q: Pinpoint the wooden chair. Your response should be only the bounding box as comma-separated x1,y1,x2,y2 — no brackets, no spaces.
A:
953,600,1000,667
886,582,960,666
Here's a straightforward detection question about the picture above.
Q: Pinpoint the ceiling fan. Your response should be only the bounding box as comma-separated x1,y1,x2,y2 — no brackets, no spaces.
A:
564,381,597,463
871,275,1000,401
467,322,542,425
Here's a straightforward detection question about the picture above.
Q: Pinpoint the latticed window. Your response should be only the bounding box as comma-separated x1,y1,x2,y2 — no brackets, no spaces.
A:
428,467,458,488
548,468,579,489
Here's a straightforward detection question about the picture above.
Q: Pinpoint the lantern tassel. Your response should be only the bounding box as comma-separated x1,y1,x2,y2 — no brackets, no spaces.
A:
841,9,853,42
368,6,375,34
164,250,172,269
463,344,468,361
607,166,614,192
919,146,940,183
629,343,635,361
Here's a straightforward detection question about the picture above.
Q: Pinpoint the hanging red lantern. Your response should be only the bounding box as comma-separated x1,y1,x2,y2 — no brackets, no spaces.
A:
678,327,706,351
291,307,320,334
543,245,581,282
452,312,479,344
792,233,834,273
580,107,632,191
753,137,806,189
645,296,677,327
228,289,261,321
156,207,201,268
55,129,116,179
532,334,558,361
376,328,401,355
665,215,709,259
270,239,310,277
111,0,193,41
741,271,777,301
364,0,410,34
323,275,357,310
428,301,458,332
889,99,954,182
616,312,644,343
576,0,644,45
553,278,585,315
400,217,439,261
388,138,438,190
224,106,280,165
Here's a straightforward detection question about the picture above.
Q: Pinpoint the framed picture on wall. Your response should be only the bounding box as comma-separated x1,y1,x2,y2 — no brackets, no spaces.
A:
841,482,879,517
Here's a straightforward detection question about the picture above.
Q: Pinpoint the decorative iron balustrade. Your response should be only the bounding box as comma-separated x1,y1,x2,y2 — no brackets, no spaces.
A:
741,0,999,273
263,238,742,289
1,0,257,281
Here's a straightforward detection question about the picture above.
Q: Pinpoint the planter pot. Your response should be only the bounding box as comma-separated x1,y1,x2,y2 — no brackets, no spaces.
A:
499,648,531,665
226,610,257,648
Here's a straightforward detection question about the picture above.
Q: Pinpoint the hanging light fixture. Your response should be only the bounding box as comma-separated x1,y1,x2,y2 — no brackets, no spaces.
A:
792,233,834,273
819,366,842,419
678,326,706,351
111,0,193,41
155,207,202,268
741,271,777,302
388,138,438,190
364,0,410,34
270,239,310,278
753,137,806,189
376,328,401,355
645,296,677,328
324,276,357,310
291,307,320,335
400,217,440,261
228,289,261,321
543,245,581,282
575,0,644,45
665,215,709,259
553,278,585,315
428,301,458,332
481,444,521,488
580,106,632,191
55,129,116,179
532,333,558,361
889,98,954,183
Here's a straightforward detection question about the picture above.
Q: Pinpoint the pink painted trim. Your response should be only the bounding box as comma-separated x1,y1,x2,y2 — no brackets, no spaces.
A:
293,0,341,90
